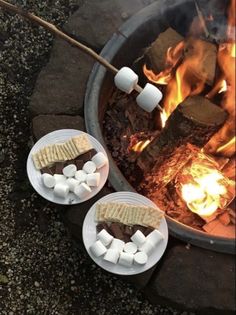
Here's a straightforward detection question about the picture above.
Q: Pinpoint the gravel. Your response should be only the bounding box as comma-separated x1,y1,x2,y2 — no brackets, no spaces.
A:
0,1,193,314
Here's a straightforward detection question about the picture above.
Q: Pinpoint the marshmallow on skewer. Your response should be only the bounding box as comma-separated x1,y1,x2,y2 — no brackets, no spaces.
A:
83,161,96,174
114,67,138,94
54,174,67,184
42,173,56,188
66,178,80,192
90,240,107,258
74,183,91,199
118,252,133,267
124,242,138,254
62,164,77,177
103,249,119,264
131,230,146,247
97,229,113,246
110,238,125,253
86,173,100,187
139,240,155,257
136,83,163,112
75,170,87,183
134,252,148,266
146,229,164,246
54,183,69,198
91,152,108,169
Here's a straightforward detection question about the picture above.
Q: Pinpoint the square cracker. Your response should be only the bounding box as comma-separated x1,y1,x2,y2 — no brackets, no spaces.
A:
32,153,42,170
95,203,108,222
68,139,79,158
72,134,93,155
142,207,164,229
64,142,74,159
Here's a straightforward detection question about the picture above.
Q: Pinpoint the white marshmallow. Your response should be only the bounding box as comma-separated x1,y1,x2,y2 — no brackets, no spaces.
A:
136,83,163,112
91,152,108,169
74,170,87,183
103,249,119,264
42,173,56,188
90,240,107,257
97,229,113,246
134,252,148,266
83,161,96,174
139,240,155,257
124,242,138,254
118,252,133,267
74,183,91,199
110,238,125,253
146,229,164,246
131,230,146,247
66,178,80,192
54,174,67,184
53,183,69,198
62,164,77,177
114,67,139,94
86,173,100,187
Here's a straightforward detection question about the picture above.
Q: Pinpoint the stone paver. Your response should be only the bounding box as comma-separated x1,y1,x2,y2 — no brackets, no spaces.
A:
32,114,85,140
144,244,236,313
29,39,94,117
64,0,158,50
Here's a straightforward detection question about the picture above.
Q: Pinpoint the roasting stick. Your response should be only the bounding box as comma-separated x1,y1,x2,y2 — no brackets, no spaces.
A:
0,0,163,113
194,0,210,39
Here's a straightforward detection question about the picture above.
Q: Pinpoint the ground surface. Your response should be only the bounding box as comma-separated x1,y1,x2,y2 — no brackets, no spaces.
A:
0,1,188,314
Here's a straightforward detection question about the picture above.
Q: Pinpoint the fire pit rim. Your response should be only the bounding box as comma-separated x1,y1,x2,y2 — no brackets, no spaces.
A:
84,1,235,255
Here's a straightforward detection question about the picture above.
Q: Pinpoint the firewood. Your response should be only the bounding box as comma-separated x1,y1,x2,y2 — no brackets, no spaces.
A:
183,37,217,86
145,28,184,74
203,219,235,238
138,96,227,172
218,212,231,226
145,28,217,86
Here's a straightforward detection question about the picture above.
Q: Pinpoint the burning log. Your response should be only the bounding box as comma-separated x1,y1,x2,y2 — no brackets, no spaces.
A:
144,28,217,86
145,28,184,74
138,95,227,172
184,37,217,86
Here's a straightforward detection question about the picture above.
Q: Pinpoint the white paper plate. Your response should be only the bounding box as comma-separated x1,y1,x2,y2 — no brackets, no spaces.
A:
82,192,168,275
27,129,109,205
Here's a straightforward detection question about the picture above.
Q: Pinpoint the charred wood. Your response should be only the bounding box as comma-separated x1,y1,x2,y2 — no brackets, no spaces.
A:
138,96,227,172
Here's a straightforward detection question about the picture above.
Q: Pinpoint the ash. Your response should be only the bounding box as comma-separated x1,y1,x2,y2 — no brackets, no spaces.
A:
0,1,188,315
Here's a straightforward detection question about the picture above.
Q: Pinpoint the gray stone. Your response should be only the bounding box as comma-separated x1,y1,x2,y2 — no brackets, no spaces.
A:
29,39,94,116
144,244,236,313
32,115,85,140
64,0,157,50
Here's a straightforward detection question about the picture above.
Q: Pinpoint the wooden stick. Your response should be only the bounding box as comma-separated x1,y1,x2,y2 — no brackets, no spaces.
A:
0,0,164,111
194,0,210,39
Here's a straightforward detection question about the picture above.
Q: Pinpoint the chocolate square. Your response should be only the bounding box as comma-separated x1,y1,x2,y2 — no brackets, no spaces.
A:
110,223,125,241
41,166,54,175
55,162,65,174
75,159,84,170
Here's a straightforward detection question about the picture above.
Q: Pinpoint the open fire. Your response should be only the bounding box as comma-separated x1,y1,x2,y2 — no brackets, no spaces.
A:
104,0,235,239
137,0,236,231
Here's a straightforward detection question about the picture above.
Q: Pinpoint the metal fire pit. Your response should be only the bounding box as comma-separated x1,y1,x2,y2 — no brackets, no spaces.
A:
85,0,235,254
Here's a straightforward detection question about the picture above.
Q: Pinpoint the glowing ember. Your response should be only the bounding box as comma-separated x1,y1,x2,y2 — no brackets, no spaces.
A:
176,152,235,218
131,140,151,153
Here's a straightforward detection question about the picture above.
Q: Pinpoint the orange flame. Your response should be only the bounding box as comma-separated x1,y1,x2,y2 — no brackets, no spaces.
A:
204,0,235,156
131,140,151,153
178,153,235,217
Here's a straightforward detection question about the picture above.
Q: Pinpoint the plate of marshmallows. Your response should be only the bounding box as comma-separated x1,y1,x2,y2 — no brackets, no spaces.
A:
83,192,168,275
27,129,109,205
